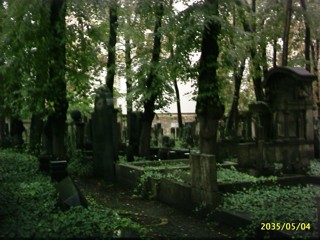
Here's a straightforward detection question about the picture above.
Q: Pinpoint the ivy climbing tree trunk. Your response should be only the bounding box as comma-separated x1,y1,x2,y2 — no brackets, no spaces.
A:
29,0,48,155
48,0,68,159
106,0,118,94
196,0,224,155
139,1,164,157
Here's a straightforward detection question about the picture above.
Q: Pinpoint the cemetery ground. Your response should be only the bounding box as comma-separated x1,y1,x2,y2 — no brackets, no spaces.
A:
2,148,320,239
74,175,238,239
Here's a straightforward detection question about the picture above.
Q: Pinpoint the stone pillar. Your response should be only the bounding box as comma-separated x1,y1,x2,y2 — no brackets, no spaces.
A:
190,154,220,208
91,87,115,182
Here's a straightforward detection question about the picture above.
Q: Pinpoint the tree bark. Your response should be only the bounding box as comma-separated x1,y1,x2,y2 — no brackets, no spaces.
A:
282,0,292,66
273,38,277,67
173,77,183,129
196,0,224,155
48,0,68,159
226,60,245,136
300,0,311,72
139,1,164,157
237,0,265,101
125,37,133,145
106,1,118,94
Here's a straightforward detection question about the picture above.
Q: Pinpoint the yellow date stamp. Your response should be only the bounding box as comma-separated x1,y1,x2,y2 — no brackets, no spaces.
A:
261,222,311,231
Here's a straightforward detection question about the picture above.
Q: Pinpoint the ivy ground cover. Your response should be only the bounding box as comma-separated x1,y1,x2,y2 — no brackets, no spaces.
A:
217,184,320,238
0,149,145,238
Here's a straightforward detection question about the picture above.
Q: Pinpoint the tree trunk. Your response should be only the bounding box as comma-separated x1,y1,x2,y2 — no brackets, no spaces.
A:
125,38,133,144
300,0,311,72
238,0,265,101
106,1,118,94
173,77,183,129
49,0,68,159
273,38,277,67
0,115,5,147
139,1,164,157
196,0,224,155
282,0,292,66
226,60,245,137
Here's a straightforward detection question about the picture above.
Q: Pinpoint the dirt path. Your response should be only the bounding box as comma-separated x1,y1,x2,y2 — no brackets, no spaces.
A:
74,177,237,239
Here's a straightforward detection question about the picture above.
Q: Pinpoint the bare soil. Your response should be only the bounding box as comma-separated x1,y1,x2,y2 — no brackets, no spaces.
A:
74,176,238,239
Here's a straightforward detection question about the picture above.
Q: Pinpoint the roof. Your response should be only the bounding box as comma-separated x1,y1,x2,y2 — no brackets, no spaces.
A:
264,66,317,87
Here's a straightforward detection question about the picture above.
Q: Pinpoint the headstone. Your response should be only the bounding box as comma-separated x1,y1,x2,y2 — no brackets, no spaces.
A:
264,67,316,173
56,176,88,210
91,86,116,182
50,160,68,182
70,110,85,150
128,111,143,155
190,154,220,208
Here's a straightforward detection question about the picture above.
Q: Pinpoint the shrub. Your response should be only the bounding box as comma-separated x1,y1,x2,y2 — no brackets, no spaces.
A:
0,149,146,238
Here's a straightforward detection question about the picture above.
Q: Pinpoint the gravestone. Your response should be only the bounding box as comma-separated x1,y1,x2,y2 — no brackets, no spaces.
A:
10,117,25,147
128,111,143,155
264,67,316,173
238,67,317,174
91,86,116,182
190,154,220,208
70,110,85,150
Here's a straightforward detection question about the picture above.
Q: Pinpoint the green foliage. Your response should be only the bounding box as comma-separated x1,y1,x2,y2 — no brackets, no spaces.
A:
67,152,94,178
218,184,320,238
134,167,185,199
217,165,277,184
308,159,320,176
0,149,146,238
65,124,93,177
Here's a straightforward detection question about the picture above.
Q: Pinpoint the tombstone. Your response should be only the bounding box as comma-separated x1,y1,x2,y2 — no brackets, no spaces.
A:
265,67,316,173
128,111,143,155
238,67,317,174
190,154,220,208
10,117,25,147
183,122,195,148
56,176,88,210
91,86,116,182
70,110,85,150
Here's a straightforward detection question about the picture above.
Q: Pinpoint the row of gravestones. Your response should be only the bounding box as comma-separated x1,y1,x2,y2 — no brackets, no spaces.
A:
39,86,199,183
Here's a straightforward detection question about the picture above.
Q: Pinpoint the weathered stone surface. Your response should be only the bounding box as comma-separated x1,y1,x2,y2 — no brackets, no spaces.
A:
191,154,220,208
238,67,316,174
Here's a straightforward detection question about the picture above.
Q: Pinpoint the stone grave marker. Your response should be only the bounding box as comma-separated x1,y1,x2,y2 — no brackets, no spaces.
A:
91,86,116,182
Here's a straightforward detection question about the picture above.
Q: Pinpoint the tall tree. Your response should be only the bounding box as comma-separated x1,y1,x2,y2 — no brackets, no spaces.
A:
300,0,311,71
196,0,224,155
47,0,68,159
282,0,292,66
139,0,164,157
106,0,118,94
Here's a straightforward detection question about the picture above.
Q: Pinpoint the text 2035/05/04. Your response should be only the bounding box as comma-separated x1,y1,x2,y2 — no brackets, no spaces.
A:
261,222,311,231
